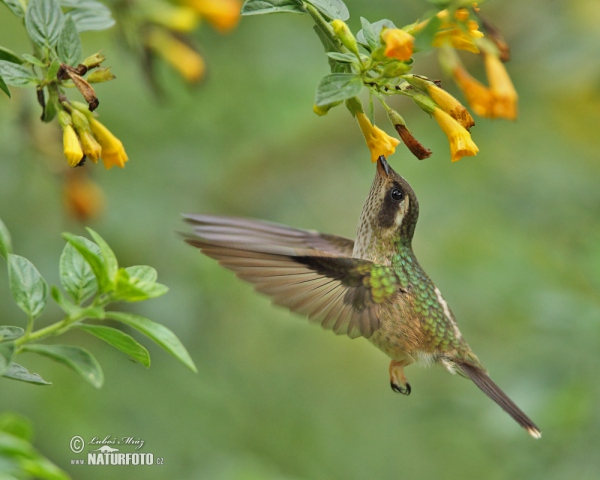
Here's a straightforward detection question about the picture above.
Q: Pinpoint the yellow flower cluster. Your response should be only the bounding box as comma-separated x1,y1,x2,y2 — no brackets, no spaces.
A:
452,54,518,120
431,9,484,54
58,104,129,170
142,0,241,84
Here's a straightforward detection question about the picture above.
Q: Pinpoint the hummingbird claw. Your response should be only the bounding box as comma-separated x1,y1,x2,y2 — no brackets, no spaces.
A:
390,381,411,395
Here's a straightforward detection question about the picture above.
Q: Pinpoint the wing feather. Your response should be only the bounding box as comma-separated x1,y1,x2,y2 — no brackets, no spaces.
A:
185,216,404,339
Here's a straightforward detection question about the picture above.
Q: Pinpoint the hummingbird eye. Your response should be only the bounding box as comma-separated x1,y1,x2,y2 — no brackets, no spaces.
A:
390,187,404,202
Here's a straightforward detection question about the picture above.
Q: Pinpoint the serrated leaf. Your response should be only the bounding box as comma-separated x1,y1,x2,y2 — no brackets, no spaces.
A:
413,14,443,51
241,0,306,15
358,17,377,50
59,241,98,304
1,363,52,385
0,342,15,376
0,326,24,341
114,269,169,302
60,0,115,32
77,324,150,367
7,254,48,319
125,265,158,283
62,233,111,293
57,15,82,66
25,0,65,48
0,60,37,87
305,0,348,21
0,218,12,258
315,73,363,106
1,0,25,17
0,46,23,64
106,312,197,373
86,228,118,283
357,18,397,47
23,344,104,388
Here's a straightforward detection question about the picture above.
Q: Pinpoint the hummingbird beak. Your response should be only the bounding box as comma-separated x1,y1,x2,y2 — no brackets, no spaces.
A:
377,156,391,177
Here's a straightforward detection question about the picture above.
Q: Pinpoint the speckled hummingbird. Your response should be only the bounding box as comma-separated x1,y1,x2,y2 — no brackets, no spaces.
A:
184,156,541,438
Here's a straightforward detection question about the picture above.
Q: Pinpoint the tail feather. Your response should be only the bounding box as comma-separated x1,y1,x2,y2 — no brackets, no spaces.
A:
457,362,541,439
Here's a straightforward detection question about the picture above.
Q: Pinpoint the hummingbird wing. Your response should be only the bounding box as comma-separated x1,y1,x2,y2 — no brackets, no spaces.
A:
185,226,404,339
183,214,355,256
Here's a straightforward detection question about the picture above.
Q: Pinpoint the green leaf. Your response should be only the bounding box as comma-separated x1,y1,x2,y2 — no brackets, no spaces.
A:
241,0,305,15
2,363,52,385
86,228,118,283
305,0,349,21
125,265,158,282
7,254,48,319
23,344,103,388
0,218,12,258
413,14,443,51
43,83,59,123
106,312,197,373
0,326,24,341
358,17,377,50
114,268,168,302
0,342,15,376
46,60,60,81
62,233,112,293
57,15,82,66
1,0,25,17
25,0,65,48
0,60,37,87
315,73,363,106
21,54,46,67
357,18,396,48
59,241,98,304
0,74,9,97
326,52,359,63
0,46,23,64
77,324,150,367
0,413,33,441
60,0,115,32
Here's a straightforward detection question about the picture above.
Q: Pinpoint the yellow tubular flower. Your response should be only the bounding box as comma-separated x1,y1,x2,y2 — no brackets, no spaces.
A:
452,65,496,118
146,28,205,83
356,113,400,162
183,0,241,32
70,109,102,162
147,5,200,32
485,53,518,120
432,108,478,162
426,83,474,130
382,28,414,61
62,124,84,167
88,118,129,169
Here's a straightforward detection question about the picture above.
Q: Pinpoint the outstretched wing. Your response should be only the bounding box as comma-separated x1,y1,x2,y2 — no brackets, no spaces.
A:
184,214,355,256
185,218,403,339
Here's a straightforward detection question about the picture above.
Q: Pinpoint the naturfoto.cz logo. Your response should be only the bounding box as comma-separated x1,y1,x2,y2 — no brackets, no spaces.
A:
69,435,164,466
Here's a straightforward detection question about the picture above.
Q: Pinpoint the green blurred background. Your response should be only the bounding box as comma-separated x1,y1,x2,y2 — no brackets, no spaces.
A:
1,0,600,478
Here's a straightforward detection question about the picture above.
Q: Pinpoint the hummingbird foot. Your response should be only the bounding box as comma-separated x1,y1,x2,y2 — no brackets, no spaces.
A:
389,360,411,396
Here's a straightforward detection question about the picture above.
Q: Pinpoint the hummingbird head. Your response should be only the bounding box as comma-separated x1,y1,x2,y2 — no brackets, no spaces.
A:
353,156,419,262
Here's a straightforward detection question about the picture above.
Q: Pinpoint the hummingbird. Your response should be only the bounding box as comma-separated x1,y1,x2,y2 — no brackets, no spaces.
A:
184,156,541,439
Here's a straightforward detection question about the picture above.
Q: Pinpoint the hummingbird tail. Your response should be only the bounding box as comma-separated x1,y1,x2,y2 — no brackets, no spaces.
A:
456,362,542,439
